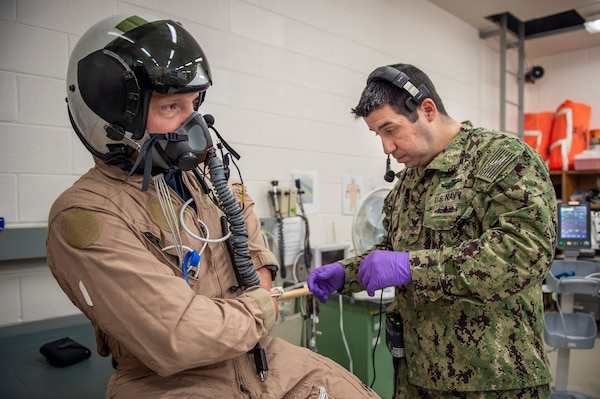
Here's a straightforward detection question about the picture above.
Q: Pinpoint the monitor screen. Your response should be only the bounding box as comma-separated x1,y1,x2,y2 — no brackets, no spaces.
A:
557,202,591,253
312,243,350,268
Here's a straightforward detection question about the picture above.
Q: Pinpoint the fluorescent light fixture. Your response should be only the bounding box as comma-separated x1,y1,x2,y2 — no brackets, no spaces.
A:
584,15,600,33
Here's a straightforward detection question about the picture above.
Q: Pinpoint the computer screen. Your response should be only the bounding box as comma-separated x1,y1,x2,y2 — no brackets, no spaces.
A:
557,202,591,257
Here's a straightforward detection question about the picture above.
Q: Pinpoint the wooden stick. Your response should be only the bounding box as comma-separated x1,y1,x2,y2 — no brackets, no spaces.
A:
277,286,311,301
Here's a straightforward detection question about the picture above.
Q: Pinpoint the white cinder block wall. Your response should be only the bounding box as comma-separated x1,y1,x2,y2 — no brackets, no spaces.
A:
525,47,600,127
1,0,597,327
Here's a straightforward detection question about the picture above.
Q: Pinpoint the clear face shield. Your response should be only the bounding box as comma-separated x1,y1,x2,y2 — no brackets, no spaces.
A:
103,18,212,137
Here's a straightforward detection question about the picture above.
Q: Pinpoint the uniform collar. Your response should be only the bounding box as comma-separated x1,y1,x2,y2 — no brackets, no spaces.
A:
422,121,473,173
94,157,157,191
93,157,204,196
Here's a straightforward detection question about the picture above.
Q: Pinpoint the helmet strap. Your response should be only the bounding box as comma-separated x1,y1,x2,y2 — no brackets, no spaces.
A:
126,135,176,192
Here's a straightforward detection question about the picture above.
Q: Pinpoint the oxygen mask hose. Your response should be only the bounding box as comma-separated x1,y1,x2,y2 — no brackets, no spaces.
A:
207,149,260,288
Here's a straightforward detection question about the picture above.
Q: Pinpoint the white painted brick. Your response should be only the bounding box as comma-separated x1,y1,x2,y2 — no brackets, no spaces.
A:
0,274,21,326
206,104,301,148
1,0,16,21
258,44,311,85
0,124,71,175
286,86,332,122
255,113,310,149
212,34,261,76
331,4,383,47
308,119,379,158
17,0,116,35
330,37,386,75
18,75,70,128
115,1,154,14
20,269,80,322
319,182,342,213
159,0,229,31
0,175,18,224
227,71,286,114
0,72,17,122
19,175,80,223
331,94,362,127
231,0,286,47
71,136,95,175
316,61,365,99
0,21,68,79
254,0,310,23
327,0,387,47
120,0,160,14
286,20,334,62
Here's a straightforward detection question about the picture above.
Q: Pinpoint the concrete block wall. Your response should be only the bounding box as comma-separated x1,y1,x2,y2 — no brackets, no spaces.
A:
3,0,590,327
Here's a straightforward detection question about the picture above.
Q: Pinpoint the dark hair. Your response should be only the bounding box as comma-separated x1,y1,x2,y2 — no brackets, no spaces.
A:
351,64,448,121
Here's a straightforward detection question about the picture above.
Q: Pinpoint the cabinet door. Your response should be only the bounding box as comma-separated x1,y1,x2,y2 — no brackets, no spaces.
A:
316,299,394,398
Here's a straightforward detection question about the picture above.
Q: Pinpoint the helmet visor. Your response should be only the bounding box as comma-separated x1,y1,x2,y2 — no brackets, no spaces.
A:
106,19,211,94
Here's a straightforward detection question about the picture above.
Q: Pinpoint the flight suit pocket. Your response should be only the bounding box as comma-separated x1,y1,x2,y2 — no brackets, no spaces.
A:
137,221,186,277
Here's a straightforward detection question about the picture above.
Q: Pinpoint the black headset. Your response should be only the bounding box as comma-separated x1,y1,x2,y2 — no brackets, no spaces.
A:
367,66,430,112
367,66,431,181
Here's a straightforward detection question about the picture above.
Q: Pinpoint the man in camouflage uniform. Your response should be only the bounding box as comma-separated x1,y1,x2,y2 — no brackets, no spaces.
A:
308,64,557,398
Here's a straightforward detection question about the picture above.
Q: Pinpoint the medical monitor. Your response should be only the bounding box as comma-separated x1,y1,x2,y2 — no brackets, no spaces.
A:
557,201,592,259
312,243,351,268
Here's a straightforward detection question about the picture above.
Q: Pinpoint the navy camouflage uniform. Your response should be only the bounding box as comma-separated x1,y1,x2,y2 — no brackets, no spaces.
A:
339,121,556,398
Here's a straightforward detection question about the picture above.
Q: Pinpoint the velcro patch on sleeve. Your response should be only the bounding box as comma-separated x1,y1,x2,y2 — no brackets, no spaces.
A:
60,208,101,249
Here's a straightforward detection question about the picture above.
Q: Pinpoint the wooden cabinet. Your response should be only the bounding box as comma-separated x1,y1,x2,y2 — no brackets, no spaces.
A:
550,170,600,206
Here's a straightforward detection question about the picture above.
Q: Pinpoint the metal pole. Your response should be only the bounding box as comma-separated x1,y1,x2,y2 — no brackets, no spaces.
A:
499,14,507,132
517,20,525,138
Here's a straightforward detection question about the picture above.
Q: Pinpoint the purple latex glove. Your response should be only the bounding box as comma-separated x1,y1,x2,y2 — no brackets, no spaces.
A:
307,262,345,303
357,250,412,296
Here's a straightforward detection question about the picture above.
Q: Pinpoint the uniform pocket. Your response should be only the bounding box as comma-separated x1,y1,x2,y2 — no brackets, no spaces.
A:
423,188,478,239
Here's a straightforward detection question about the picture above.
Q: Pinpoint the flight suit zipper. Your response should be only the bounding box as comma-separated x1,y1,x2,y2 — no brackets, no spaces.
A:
240,384,253,399
235,358,254,399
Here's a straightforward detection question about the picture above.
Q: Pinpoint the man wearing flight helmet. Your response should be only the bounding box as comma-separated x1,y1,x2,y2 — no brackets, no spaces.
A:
47,14,379,398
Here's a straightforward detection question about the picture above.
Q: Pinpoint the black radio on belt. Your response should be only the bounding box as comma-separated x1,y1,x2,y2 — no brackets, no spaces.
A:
385,313,405,358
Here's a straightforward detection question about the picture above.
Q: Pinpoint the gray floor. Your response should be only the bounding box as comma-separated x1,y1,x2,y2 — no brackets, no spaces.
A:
0,314,112,399
546,322,600,397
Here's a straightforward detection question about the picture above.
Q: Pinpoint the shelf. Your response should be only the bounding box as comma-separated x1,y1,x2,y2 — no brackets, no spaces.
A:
546,260,600,295
550,169,600,204
544,312,597,349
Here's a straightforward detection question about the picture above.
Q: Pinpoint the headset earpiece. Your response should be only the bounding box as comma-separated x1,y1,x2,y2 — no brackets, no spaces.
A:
367,66,430,112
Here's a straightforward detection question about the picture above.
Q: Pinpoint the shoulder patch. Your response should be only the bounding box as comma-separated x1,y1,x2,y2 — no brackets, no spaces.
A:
61,208,100,249
476,147,519,182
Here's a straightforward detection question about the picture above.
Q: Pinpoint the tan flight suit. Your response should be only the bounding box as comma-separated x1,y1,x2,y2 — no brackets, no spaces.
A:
47,159,379,399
